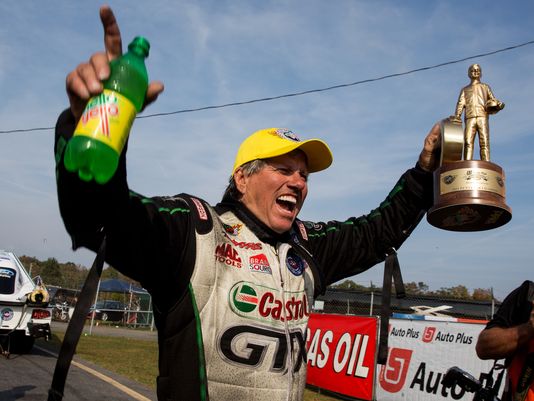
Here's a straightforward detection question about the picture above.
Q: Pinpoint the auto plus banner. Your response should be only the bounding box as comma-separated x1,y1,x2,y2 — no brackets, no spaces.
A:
376,318,495,401
306,314,379,400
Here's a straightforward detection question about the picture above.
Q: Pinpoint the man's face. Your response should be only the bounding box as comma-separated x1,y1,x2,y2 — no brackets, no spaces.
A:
469,65,481,80
236,150,309,234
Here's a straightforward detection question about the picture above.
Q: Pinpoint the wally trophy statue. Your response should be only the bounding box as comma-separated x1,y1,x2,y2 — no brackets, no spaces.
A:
427,64,511,231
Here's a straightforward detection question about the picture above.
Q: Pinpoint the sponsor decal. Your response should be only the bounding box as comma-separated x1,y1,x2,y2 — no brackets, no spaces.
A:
421,326,473,345
1,307,14,322
219,325,306,372
215,243,242,268
227,236,262,251
286,251,305,276
379,347,413,393
308,329,371,378
0,268,15,278
306,315,378,400
380,352,470,398
222,223,242,236
232,283,258,313
422,326,436,343
249,254,272,274
191,197,208,221
229,281,309,324
390,327,420,339
296,221,308,241
273,128,301,142
409,362,468,398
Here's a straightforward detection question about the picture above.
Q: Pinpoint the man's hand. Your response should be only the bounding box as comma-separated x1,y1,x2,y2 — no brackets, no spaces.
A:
417,122,441,172
65,6,164,121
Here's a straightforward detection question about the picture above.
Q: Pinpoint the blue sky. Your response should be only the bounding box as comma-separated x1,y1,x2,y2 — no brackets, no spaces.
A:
1,1,533,300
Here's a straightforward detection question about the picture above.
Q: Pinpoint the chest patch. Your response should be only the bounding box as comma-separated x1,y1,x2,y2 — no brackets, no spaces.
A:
286,250,305,276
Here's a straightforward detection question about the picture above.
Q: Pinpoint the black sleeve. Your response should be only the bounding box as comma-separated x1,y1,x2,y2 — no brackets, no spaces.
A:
486,280,534,329
305,164,433,286
54,109,195,310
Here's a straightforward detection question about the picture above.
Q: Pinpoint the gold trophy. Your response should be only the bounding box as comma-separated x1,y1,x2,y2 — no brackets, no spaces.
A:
427,64,512,231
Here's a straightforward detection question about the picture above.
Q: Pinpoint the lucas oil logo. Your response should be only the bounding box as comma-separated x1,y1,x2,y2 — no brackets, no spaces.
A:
229,282,309,325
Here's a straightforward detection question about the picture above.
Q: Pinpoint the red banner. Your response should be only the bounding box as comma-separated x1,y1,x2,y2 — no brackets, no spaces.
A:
306,314,378,400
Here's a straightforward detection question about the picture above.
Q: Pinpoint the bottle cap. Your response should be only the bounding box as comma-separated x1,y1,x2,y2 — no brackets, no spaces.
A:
129,36,150,57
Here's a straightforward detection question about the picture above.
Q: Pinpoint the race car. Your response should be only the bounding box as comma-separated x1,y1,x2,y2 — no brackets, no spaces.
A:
0,250,52,355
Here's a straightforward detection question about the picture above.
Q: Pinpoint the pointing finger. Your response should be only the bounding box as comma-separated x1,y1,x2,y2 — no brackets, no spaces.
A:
99,5,122,60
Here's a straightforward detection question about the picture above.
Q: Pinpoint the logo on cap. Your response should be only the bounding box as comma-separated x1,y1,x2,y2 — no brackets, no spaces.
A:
274,128,301,142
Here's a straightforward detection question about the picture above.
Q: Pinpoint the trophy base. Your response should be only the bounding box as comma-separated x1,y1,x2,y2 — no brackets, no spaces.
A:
427,160,511,231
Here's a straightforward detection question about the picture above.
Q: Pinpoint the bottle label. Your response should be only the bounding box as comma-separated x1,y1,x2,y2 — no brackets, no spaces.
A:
73,89,136,153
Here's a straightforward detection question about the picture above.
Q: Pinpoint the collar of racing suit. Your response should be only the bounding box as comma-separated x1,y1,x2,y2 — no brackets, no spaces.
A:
216,194,292,247
216,194,325,296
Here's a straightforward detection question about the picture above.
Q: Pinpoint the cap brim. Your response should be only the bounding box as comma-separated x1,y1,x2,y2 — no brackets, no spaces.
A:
297,139,333,173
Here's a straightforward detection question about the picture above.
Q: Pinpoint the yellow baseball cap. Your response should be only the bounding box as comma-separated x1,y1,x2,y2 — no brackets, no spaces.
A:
232,128,333,175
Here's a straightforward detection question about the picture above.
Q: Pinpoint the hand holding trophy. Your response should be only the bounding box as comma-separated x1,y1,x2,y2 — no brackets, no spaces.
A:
427,64,511,231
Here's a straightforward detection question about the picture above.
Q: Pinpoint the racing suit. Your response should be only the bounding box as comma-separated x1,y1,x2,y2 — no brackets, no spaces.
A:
54,109,433,401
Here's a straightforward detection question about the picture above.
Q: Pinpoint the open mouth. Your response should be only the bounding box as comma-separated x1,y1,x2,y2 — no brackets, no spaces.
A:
277,195,297,213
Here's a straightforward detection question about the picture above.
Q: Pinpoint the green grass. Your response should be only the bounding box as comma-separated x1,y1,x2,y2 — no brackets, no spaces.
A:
37,332,341,401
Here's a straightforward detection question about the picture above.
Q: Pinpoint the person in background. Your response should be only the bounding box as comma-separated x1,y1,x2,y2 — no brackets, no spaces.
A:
476,280,534,401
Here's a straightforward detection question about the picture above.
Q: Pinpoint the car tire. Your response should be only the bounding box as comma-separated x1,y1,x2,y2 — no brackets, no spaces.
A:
101,312,108,321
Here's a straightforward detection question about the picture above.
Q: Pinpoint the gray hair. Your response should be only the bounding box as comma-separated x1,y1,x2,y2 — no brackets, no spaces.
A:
223,159,267,200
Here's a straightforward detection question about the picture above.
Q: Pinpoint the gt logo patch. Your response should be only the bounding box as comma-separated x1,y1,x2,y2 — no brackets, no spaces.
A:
219,325,306,372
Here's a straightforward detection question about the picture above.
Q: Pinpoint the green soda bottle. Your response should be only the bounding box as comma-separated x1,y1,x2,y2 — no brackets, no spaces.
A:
64,36,150,184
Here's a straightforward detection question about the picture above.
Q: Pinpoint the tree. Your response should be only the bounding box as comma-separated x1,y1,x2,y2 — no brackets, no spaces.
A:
40,258,64,287
472,288,493,301
330,279,368,291
435,285,470,299
404,281,430,295
101,266,120,280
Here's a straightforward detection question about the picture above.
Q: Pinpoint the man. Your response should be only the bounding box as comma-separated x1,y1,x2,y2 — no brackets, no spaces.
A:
476,281,534,401
452,63,504,161
55,6,441,401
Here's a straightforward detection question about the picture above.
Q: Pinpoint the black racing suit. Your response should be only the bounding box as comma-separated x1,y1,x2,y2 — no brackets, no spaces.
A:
54,109,433,400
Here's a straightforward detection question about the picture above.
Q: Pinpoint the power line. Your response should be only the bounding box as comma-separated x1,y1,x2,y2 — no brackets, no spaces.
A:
1,39,533,134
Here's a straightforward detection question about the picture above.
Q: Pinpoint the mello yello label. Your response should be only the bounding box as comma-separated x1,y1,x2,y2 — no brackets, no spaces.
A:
74,89,136,153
